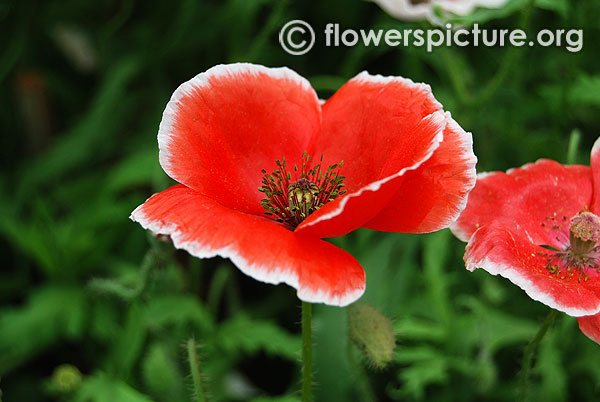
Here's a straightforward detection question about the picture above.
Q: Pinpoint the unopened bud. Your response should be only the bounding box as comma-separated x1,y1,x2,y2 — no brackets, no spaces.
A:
51,364,82,393
348,302,395,369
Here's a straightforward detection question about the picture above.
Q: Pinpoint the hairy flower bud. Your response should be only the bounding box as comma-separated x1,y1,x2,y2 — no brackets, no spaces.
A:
348,302,395,369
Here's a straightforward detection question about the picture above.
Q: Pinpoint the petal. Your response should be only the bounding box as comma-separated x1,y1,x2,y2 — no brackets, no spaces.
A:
131,185,365,306
158,63,321,216
372,0,432,21
293,72,444,239
315,71,442,192
591,137,600,213
365,113,477,233
577,313,600,345
465,223,600,316
295,111,446,238
451,159,593,249
438,0,509,15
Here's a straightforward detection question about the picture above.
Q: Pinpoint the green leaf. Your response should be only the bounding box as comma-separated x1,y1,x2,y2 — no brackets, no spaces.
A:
393,317,446,342
251,395,300,402
214,314,300,360
144,295,214,333
107,302,146,378
0,286,86,375
141,342,183,401
422,230,452,324
458,296,538,353
71,373,155,402
535,331,567,402
569,74,600,107
392,347,450,400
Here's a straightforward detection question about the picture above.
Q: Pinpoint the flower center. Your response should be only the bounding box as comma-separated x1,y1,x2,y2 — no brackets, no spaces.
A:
259,152,346,229
569,211,600,255
544,211,600,281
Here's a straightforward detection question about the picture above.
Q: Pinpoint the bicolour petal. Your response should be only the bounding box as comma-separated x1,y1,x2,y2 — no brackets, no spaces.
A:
591,137,600,213
451,159,592,249
465,223,600,316
365,113,477,233
315,71,442,191
437,0,509,15
131,185,365,306
577,313,600,345
293,72,445,238
371,0,509,24
295,111,446,238
158,63,321,216
371,0,432,21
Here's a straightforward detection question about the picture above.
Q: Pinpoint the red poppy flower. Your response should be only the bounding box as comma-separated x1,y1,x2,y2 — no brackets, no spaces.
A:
131,63,477,306
451,138,600,344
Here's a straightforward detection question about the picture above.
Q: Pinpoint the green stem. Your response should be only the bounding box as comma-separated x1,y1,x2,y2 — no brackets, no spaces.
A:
566,129,581,165
443,0,537,106
301,302,313,402
519,309,557,402
244,0,288,62
440,46,471,105
471,0,536,105
187,338,206,402
346,341,375,402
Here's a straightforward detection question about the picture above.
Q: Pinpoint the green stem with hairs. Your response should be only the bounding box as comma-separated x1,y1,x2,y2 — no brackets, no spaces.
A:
187,338,207,402
519,309,557,402
301,302,313,402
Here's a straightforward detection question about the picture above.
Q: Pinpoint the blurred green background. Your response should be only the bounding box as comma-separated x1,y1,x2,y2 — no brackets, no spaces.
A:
2,0,600,401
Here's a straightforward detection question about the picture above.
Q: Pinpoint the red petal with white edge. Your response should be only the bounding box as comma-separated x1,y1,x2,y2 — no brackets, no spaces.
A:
577,313,600,345
365,113,477,233
451,159,592,249
315,72,442,192
591,137,600,213
158,63,321,216
295,111,446,239
465,223,600,316
131,185,365,306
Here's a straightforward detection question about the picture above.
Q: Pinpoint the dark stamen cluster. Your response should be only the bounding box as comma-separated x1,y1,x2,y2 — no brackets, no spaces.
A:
259,152,347,228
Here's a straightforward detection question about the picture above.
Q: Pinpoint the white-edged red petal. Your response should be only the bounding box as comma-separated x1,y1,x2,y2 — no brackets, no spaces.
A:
365,113,477,233
577,313,600,345
158,63,321,216
451,159,592,249
295,111,446,238
591,137,600,213
294,72,447,238
131,185,365,306
465,223,600,317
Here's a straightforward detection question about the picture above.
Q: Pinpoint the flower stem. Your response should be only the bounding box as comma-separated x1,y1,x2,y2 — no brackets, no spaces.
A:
301,302,313,402
519,309,558,401
187,338,206,402
566,129,581,165
471,0,536,105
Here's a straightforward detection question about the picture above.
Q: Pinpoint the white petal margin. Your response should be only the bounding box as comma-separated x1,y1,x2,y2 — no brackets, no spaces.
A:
465,228,600,317
449,170,498,242
157,62,319,180
590,136,600,212
297,111,447,235
371,0,509,24
425,112,477,231
130,197,365,307
352,70,443,111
